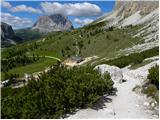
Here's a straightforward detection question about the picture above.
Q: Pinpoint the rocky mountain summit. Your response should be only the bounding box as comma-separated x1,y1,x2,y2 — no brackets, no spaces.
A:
1,22,22,47
32,14,74,33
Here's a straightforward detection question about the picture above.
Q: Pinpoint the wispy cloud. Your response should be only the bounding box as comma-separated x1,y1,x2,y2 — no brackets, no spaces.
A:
40,2,102,17
74,18,94,26
1,1,12,8
1,13,33,29
10,5,42,14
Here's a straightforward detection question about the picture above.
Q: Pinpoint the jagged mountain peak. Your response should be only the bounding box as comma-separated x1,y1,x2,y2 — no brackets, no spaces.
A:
1,22,22,47
32,14,74,33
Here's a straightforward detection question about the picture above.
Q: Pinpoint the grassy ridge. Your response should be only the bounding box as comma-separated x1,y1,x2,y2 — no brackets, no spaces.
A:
2,23,143,60
98,47,159,68
1,22,146,81
15,28,44,42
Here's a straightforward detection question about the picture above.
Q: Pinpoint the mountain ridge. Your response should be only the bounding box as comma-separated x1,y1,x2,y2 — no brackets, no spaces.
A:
1,22,22,47
90,0,159,54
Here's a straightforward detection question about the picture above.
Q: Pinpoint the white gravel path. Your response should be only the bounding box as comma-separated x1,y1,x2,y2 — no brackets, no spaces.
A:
67,60,159,119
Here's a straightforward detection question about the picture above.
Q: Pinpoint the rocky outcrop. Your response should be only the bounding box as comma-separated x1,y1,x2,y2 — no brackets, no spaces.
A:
93,0,159,54
94,64,123,82
32,14,74,33
97,0,159,25
114,1,158,17
1,22,22,47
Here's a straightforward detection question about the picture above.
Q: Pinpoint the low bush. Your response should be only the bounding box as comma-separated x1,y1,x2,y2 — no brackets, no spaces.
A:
154,91,159,102
144,84,157,97
1,87,18,99
147,65,159,89
1,65,115,119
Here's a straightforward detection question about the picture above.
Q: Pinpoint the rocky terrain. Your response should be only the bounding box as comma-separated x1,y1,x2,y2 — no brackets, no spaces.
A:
32,14,74,33
67,57,159,119
114,1,158,17
94,1,159,54
1,22,22,47
66,1,159,118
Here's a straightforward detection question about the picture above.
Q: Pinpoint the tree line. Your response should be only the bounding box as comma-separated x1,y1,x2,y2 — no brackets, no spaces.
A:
2,54,40,72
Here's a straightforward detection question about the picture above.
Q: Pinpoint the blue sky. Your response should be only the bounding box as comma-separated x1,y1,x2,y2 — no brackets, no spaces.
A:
1,0,115,29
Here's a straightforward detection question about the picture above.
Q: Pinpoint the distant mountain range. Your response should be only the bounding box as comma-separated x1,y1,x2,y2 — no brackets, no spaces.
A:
1,14,74,47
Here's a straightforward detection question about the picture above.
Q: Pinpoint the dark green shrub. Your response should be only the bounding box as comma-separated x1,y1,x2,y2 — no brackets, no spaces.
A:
1,87,18,99
1,66,114,119
144,84,157,97
114,39,119,42
132,55,143,64
109,26,113,31
99,47,159,68
147,65,159,89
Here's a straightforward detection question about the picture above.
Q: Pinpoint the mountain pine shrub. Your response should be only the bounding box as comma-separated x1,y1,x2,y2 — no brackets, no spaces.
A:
99,47,159,68
1,65,115,119
147,65,159,89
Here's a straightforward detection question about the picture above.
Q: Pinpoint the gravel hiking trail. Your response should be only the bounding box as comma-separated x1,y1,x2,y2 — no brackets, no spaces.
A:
67,60,159,119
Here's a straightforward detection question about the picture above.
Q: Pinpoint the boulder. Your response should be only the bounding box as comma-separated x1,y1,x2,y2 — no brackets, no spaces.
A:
94,64,123,82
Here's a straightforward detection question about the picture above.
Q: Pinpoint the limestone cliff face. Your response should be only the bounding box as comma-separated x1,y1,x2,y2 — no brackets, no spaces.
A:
32,14,74,33
1,22,22,47
114,1,159,17
93,0,159,55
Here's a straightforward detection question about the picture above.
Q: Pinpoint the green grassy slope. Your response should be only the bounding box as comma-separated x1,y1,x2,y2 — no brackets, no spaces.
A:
14,28,44,42
1,58,57,80
23,24,143,59
1,21,148,80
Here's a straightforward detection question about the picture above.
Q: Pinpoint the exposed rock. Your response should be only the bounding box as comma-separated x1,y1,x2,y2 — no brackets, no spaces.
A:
94,0,159,54
114,1,158,17
32,14,74,33
97,1,158,27
1,22,22,47
94,64,123,82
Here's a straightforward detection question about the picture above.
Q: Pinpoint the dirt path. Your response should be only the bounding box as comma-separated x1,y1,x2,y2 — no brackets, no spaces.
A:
67,60,159,119
28,55,61,61
44,56,61,61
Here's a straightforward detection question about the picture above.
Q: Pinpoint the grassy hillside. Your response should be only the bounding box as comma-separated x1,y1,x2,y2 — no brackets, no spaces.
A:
3,22,143,59
1,58,57,80
1,21,151,81
23,24,142,58
15,28,44,42
95,47,159,68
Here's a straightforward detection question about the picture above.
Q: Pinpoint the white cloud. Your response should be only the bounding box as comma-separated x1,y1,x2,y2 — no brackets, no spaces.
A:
10,5,42,14
1,13,33,29
74,18,94,26
40,2,102,17
1,1,12,8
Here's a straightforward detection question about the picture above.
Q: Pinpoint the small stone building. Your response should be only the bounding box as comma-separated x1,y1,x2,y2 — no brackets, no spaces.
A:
62,56,84,66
